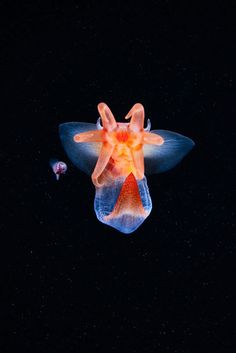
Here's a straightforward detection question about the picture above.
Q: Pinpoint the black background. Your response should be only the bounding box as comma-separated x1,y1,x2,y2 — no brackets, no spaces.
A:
2,1,235,352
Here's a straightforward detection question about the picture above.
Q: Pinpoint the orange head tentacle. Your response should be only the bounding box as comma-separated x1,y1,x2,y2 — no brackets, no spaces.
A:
125,103,144,133
97,103,117,132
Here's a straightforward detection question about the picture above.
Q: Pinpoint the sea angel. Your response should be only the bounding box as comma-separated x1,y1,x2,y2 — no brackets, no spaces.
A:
59,103,194,234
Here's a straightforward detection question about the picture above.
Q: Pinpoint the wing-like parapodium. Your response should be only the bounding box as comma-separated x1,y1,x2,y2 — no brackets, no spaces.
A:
59,122,102,175
143,129,195,174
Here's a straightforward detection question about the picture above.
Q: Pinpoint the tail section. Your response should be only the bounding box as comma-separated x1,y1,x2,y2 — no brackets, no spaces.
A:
94,173,152,234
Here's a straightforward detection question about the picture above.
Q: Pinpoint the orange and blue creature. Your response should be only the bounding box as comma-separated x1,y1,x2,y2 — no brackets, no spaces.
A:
59,103,194,234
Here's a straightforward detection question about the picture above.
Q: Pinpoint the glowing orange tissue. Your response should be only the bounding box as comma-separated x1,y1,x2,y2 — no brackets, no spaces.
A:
59,102,194,234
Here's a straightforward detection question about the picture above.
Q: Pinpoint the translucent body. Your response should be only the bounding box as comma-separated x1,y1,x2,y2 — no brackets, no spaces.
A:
59,102,194,234
50,159,67,180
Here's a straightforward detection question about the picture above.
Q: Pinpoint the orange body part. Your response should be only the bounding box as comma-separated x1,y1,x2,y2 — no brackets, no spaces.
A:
104,172,148,221
73,102,164,188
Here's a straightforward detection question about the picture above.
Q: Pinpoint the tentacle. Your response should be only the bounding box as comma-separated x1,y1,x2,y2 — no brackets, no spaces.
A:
91,142,114,187
74,129,104,142
143,131,164,145
96,117,103,130
144,119,151,132
97,103,117,131
131,146,144,179
125,103,144,132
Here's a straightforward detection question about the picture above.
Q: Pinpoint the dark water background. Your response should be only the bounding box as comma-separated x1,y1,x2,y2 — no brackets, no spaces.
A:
2,2,235,352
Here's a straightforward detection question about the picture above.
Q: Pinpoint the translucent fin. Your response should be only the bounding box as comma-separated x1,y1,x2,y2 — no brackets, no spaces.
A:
94,173,152,234
143,130,195,174
59,122,102,175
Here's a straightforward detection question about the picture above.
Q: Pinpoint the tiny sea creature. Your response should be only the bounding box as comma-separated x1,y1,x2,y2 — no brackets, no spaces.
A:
59,103,194,234
50,159,67,180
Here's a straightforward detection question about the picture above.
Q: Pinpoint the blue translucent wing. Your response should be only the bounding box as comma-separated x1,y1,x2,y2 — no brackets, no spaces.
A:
59,122,102,175
143,130,195,174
